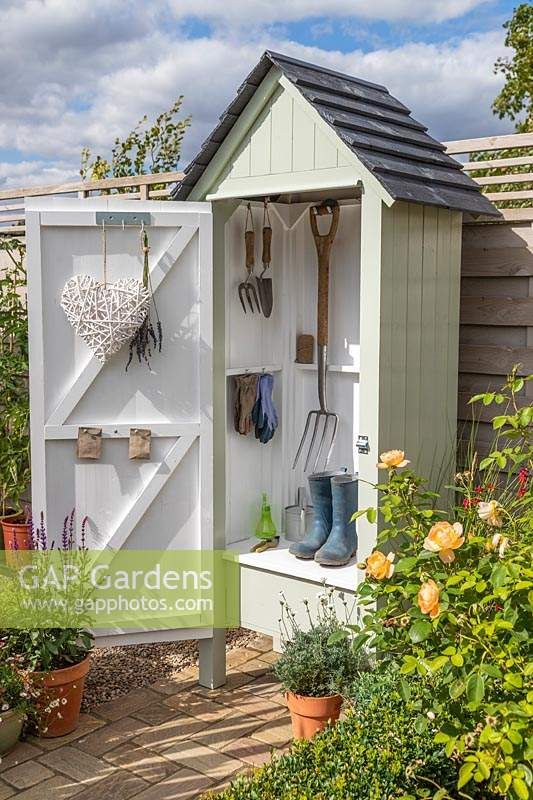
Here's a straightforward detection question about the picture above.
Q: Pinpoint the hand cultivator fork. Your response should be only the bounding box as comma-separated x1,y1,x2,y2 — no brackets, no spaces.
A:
238,274,261,314
239,203,261,314
293,200,340,472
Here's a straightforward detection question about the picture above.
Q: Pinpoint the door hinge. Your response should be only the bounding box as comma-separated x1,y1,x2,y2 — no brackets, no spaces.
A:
356,435,370,455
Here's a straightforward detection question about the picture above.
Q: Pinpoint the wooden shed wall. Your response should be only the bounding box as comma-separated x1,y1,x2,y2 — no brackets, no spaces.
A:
458,216,533,456
377,201,462,485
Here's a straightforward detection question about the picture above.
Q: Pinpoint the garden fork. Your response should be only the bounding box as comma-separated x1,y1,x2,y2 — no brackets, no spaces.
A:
293,200,340,472
238,203,261,314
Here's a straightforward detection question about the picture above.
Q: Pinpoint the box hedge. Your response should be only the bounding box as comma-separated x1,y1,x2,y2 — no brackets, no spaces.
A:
207,667,499,800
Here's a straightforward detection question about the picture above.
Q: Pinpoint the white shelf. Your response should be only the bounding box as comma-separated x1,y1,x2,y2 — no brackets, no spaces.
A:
226,536,359,592
225,365,282,376
295,363,359,374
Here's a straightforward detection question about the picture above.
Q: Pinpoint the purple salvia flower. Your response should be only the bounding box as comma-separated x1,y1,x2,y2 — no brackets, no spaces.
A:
39,512,47,550
61,516,69,550
68,508,75,549
81,516,88,550
29,514,38,550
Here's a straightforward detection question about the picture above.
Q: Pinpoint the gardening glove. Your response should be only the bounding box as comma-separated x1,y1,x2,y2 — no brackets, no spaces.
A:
252,374,278,444
234,374,259,435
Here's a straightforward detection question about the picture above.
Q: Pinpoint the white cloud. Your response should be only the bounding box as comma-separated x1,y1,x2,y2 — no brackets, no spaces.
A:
0,1,511,189
287,32,510,141
167,0,490,24
0,160,77,189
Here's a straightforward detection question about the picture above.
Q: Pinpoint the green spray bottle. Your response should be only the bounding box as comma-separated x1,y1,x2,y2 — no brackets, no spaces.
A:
251,493,278,552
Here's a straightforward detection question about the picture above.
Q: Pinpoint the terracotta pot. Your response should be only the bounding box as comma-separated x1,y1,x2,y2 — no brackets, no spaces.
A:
286,691,342,740
0,708,24,755
34,656,90,738
1,512,33,551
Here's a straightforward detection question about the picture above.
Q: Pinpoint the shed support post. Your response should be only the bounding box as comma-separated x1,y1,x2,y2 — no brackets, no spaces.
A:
357,190,383,566
199,630,226,689
198,199,240,690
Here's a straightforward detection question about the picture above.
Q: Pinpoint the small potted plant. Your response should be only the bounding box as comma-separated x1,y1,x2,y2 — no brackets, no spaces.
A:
2,513,94,737
1,504,32,553
0,654,35,755
273,589,363,740
9,629,93,738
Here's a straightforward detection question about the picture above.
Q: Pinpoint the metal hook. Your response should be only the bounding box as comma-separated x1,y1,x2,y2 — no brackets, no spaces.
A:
122,219,125,231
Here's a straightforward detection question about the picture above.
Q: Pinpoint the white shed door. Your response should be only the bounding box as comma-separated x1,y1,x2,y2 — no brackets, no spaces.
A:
26,199,213,644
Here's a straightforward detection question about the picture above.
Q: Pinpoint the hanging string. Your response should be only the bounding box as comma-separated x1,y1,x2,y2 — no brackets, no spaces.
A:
101,221,107,286
245,202,254,233
263,199,271,228
140,222,149,287
140,223,161,333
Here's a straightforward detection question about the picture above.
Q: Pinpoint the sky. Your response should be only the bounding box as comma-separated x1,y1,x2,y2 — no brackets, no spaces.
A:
0,0,519,190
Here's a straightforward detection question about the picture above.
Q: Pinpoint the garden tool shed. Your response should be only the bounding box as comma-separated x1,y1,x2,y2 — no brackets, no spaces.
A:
27,51,498,688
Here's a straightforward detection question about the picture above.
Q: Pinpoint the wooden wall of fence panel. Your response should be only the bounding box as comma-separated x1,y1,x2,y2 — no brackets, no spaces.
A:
458,216,533,456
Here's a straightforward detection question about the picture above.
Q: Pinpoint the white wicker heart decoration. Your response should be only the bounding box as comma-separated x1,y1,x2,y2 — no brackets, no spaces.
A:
61,274,150,362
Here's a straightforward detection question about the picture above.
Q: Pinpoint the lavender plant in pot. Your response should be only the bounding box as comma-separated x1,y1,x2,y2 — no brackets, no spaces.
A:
273,589,364,740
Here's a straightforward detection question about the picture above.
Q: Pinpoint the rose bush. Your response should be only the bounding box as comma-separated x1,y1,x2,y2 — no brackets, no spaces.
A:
352,369,532,799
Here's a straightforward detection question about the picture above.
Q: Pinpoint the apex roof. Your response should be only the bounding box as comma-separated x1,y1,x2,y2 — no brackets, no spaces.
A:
172,50,499,217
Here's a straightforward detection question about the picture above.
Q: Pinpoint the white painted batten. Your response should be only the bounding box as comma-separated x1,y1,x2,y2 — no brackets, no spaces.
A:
45,423,201,440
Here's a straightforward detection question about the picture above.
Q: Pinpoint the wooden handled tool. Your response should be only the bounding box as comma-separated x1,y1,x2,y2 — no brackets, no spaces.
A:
293,200,340,471
239,203,261,314
256,200,274,318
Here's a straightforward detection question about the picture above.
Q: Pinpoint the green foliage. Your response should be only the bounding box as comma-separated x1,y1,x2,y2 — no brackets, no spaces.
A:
1,628,93,673
469,5,532,211
272,590,363,697
80,97,191,181
0,655,36,717
492,3,533,131
352,370,533,799
210,666,496,800
0,239,30,517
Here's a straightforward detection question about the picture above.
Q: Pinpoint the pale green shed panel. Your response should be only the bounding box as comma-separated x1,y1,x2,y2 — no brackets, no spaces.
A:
380,202,461,487
206,82,366,201
357,200,461,552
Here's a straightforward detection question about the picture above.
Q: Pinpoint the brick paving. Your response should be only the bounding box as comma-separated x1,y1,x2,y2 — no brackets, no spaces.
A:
0,639,288,800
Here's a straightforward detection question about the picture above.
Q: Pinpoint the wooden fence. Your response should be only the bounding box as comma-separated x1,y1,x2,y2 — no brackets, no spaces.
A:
443,132,533,455
0,171,184,237
444,131,533,220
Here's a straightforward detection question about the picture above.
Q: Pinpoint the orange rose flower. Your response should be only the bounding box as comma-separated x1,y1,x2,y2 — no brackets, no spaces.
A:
423,521,464,564
377,450,410,469
418,579,440,619
365,550,395,580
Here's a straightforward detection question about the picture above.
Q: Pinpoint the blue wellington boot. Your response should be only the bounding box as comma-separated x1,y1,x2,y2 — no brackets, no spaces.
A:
289,470,347,559
314,475,358,566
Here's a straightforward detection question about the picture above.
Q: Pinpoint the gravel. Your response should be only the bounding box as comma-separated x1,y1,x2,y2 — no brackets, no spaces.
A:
82,628,265,712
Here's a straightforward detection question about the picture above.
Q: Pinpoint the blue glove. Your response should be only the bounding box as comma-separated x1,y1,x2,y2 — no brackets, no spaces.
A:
252,373,278,444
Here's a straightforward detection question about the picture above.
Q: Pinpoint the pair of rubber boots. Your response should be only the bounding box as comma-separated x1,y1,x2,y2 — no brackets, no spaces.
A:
289,471,358,566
